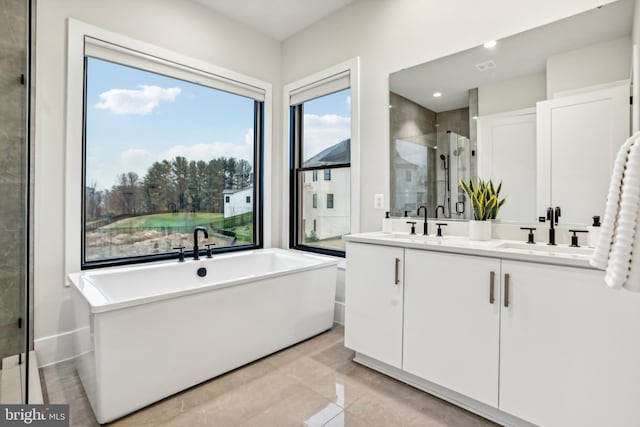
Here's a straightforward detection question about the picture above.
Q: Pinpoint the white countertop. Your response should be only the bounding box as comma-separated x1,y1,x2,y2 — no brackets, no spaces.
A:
343,232,597,269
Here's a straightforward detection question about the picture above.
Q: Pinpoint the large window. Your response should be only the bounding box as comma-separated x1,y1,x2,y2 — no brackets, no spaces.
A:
290,87,351,255
82,53,263,267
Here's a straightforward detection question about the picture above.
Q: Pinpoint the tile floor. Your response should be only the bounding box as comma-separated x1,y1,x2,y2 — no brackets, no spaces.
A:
40,325,497,426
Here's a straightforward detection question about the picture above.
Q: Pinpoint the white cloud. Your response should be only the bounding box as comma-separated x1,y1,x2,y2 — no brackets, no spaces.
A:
245,128,254,146
346,95,351,106
95,85,181,115
163,142,253,164
88,128,256,190
87,149,154,189
120,148,155,177
303,114,350,161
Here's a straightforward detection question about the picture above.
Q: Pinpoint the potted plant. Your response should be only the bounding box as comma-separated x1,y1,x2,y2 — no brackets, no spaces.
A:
459,179,506,241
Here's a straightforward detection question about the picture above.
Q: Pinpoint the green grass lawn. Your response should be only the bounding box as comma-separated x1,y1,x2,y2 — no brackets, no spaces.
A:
230,224,254,242
104,212,222,229
101,212,255,242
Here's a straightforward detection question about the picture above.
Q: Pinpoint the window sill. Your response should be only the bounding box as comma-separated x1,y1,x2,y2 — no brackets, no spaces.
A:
82,244,261,270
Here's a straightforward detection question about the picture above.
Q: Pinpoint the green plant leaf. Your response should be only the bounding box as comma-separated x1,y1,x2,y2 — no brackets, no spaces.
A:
458,178,506,221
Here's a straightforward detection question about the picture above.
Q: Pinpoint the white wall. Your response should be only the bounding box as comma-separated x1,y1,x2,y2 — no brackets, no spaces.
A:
478,72,546,116
33,0,281,365
547,36,632,98
282,0,617,235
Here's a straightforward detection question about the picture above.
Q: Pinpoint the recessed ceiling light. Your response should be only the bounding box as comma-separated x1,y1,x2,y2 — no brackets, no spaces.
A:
472,116,479,120
433,92,442,98
484,40,497,48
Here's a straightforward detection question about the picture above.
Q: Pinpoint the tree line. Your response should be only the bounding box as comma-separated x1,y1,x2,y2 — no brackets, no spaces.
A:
86,156,252,220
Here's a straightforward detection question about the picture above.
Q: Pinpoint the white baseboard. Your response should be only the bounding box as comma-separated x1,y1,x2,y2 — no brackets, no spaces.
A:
333,301,345,325
34,329,79,367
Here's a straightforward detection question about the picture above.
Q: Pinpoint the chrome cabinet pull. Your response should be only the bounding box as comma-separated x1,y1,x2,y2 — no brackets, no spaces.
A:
504,273,510,307
489,271,495,304
395,257,400,285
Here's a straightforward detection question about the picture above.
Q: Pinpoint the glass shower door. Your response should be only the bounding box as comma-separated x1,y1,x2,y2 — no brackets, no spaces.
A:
0,0,30,403
449,132,473,220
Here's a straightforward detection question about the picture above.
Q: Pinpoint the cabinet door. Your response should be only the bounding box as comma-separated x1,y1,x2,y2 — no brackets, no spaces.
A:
500,261,640,426
537,84,629,223
345,242,404,368
403,250,501,407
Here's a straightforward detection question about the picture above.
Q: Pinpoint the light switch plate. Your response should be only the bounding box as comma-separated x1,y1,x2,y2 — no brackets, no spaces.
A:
374,194,384,209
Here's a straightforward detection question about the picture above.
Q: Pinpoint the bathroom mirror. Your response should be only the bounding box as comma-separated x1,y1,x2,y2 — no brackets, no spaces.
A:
389,0,633,224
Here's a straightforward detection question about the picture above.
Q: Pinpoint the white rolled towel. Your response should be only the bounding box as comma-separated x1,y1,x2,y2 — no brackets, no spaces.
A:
591,133,640,270
620,144,640,291
625,215,640,292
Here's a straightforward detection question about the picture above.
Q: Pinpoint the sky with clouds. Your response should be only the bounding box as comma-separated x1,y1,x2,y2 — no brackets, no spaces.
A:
302,89,351,161
86,58,350,190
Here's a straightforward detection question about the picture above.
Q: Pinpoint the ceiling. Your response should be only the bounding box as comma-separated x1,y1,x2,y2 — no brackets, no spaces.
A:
390,0,633,113
194,0,354,41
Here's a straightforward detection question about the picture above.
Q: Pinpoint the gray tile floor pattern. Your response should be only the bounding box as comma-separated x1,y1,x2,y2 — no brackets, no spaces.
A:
40,325,497,426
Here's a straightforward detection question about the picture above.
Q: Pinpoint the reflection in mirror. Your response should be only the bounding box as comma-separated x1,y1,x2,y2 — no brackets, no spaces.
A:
389,0,633,224
392,131,474,219
390,90,478,219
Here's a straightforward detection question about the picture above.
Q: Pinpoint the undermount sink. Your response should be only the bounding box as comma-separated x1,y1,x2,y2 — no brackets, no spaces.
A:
496,242,593,258
375,232,467,242
364,232,594,259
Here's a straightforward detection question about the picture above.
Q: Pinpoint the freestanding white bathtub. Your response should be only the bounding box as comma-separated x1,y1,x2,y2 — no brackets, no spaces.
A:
68,248,338,423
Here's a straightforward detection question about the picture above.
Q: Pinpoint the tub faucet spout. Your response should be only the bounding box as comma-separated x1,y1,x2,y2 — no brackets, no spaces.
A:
193,227,209,260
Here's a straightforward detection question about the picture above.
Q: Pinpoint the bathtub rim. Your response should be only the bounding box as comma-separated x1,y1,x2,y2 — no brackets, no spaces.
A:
68,248,338,315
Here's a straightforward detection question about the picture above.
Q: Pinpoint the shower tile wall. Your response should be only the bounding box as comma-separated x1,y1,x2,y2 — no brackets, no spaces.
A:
0,0,27,360
389,92,436,139
436,107,469,138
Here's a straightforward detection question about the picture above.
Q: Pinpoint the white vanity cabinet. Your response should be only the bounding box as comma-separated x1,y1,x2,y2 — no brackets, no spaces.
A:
344,236,640,426
499,260,640,427
344,242,404,368
403,250,501,407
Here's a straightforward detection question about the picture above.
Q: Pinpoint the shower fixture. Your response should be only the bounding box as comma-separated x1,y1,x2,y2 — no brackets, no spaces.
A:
440,153,451,217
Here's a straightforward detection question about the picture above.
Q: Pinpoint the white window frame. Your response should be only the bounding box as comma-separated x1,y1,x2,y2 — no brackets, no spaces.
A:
64,19,273,281
282,58,360,250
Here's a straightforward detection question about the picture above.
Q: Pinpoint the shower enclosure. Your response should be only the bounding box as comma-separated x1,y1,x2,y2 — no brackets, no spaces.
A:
391,131,475,219
0,0,32,403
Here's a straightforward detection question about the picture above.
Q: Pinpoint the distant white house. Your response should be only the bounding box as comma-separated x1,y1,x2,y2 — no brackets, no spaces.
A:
302,139,350,240
223,186,253,218
392,145,424,213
